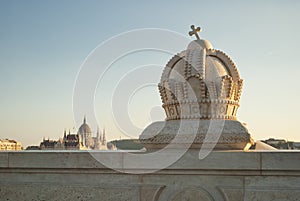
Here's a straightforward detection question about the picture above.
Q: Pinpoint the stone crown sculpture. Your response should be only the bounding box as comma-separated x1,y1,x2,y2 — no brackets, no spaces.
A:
159,25,243,120
139,25,254,150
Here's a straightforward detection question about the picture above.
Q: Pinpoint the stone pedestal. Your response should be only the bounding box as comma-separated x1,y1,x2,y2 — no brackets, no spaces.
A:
140,120,254,150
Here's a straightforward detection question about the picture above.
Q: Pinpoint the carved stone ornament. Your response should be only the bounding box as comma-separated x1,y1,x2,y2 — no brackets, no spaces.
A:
159,25,243,121
139,25,254,150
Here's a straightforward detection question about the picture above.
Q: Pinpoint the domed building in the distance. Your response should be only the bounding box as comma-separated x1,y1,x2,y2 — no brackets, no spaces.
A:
40,116,115,150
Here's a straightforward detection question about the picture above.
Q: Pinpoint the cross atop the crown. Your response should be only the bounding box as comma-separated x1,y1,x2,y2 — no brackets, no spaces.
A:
189,25,201,40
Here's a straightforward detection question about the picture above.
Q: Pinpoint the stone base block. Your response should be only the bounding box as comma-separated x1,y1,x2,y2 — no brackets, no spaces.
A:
139,120,254,150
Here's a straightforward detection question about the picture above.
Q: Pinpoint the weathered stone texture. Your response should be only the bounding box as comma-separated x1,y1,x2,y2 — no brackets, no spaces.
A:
0,151,299,201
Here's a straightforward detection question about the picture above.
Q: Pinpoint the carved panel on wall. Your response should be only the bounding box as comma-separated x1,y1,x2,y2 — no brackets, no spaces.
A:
169,188,214,201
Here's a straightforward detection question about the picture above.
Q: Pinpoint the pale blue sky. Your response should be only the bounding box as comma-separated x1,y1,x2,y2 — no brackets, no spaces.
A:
0,0,300,147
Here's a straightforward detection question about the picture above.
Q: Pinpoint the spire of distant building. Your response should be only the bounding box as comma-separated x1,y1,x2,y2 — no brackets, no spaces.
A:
97,127,101,139
102,128,106,145
94,126,101,150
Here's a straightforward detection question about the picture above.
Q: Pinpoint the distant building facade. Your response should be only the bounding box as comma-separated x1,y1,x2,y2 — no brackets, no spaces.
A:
40,117,114,150
0,139,22,150
40,132,85,150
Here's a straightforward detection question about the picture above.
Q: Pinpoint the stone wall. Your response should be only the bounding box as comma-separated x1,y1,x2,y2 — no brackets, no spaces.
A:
0,150,299,201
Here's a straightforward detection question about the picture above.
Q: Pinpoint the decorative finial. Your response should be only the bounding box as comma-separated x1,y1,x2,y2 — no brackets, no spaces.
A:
189,25,201,40
83,115,86,124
